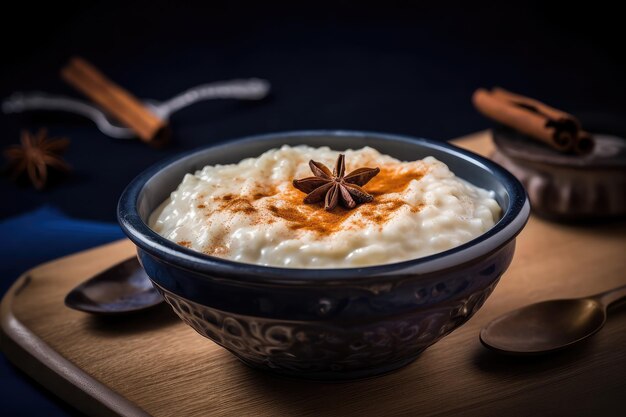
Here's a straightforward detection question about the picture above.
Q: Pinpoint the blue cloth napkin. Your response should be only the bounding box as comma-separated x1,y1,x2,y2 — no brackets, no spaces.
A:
0,206,124,417
0,206,124,296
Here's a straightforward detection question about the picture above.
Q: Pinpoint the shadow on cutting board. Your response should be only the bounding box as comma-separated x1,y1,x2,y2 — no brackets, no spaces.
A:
83,303,180,336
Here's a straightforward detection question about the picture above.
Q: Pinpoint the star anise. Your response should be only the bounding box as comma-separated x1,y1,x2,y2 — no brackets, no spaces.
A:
3,129,71,190
293,154,380,211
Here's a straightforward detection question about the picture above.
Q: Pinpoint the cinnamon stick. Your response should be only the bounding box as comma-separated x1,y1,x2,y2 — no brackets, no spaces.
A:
574,131,595,155
472,88,574,152
491,87,581,131
61,57,170,146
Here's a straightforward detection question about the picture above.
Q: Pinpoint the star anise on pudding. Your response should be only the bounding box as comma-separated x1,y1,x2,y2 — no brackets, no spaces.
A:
3,129,71,190
293,154,380,211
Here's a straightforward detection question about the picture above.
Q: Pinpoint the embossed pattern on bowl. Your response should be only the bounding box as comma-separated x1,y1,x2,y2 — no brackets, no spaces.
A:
141,243,513,379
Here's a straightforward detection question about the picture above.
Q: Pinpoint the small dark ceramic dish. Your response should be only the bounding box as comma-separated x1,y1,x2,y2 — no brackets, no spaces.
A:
118,130,529,380
492,126,626,222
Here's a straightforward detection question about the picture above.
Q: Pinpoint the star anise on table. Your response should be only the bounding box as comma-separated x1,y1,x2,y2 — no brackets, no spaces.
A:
293,154,380,211
3,129,71,190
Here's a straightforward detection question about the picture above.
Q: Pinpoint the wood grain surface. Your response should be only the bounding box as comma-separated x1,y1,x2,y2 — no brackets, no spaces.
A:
2,131,625,417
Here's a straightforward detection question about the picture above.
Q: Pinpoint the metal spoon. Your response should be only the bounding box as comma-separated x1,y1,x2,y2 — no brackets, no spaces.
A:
65,257,162,315
480,284,626,355
2,78,270,139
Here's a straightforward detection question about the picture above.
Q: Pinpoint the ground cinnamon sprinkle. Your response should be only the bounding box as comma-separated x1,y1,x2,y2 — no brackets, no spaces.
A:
177,240,191,248
195,163,426,241
223,198,257,214
267,196,354,234
367,166,425,195
203,226,229,257
253,191,276,199
208,246,229,256
263,163,425,235
266,197,411,234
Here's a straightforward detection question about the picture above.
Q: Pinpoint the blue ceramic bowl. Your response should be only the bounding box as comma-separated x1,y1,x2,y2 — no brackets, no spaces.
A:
118,130,529,380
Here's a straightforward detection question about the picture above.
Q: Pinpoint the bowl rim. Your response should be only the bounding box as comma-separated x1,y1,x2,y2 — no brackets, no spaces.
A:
118,130,530,282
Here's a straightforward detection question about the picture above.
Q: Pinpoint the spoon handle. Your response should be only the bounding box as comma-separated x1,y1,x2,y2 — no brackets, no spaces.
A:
2,92,134,139
158,78,270,117
3,92,95,115
594,283,626,308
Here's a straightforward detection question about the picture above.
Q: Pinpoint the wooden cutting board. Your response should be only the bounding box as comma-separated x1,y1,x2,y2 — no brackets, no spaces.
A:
2,131,625,417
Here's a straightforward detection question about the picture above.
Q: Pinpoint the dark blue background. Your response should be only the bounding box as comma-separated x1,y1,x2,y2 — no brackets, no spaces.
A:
1,1,624,415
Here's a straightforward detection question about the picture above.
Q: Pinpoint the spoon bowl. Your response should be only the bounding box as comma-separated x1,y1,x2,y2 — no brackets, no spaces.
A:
65,257,163,315
480,284,626,355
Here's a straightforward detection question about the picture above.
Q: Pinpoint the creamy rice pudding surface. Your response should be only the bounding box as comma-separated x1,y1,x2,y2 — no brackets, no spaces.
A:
149,145,501,268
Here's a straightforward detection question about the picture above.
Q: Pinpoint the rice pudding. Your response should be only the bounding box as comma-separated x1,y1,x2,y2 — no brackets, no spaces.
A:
149,145,501,268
